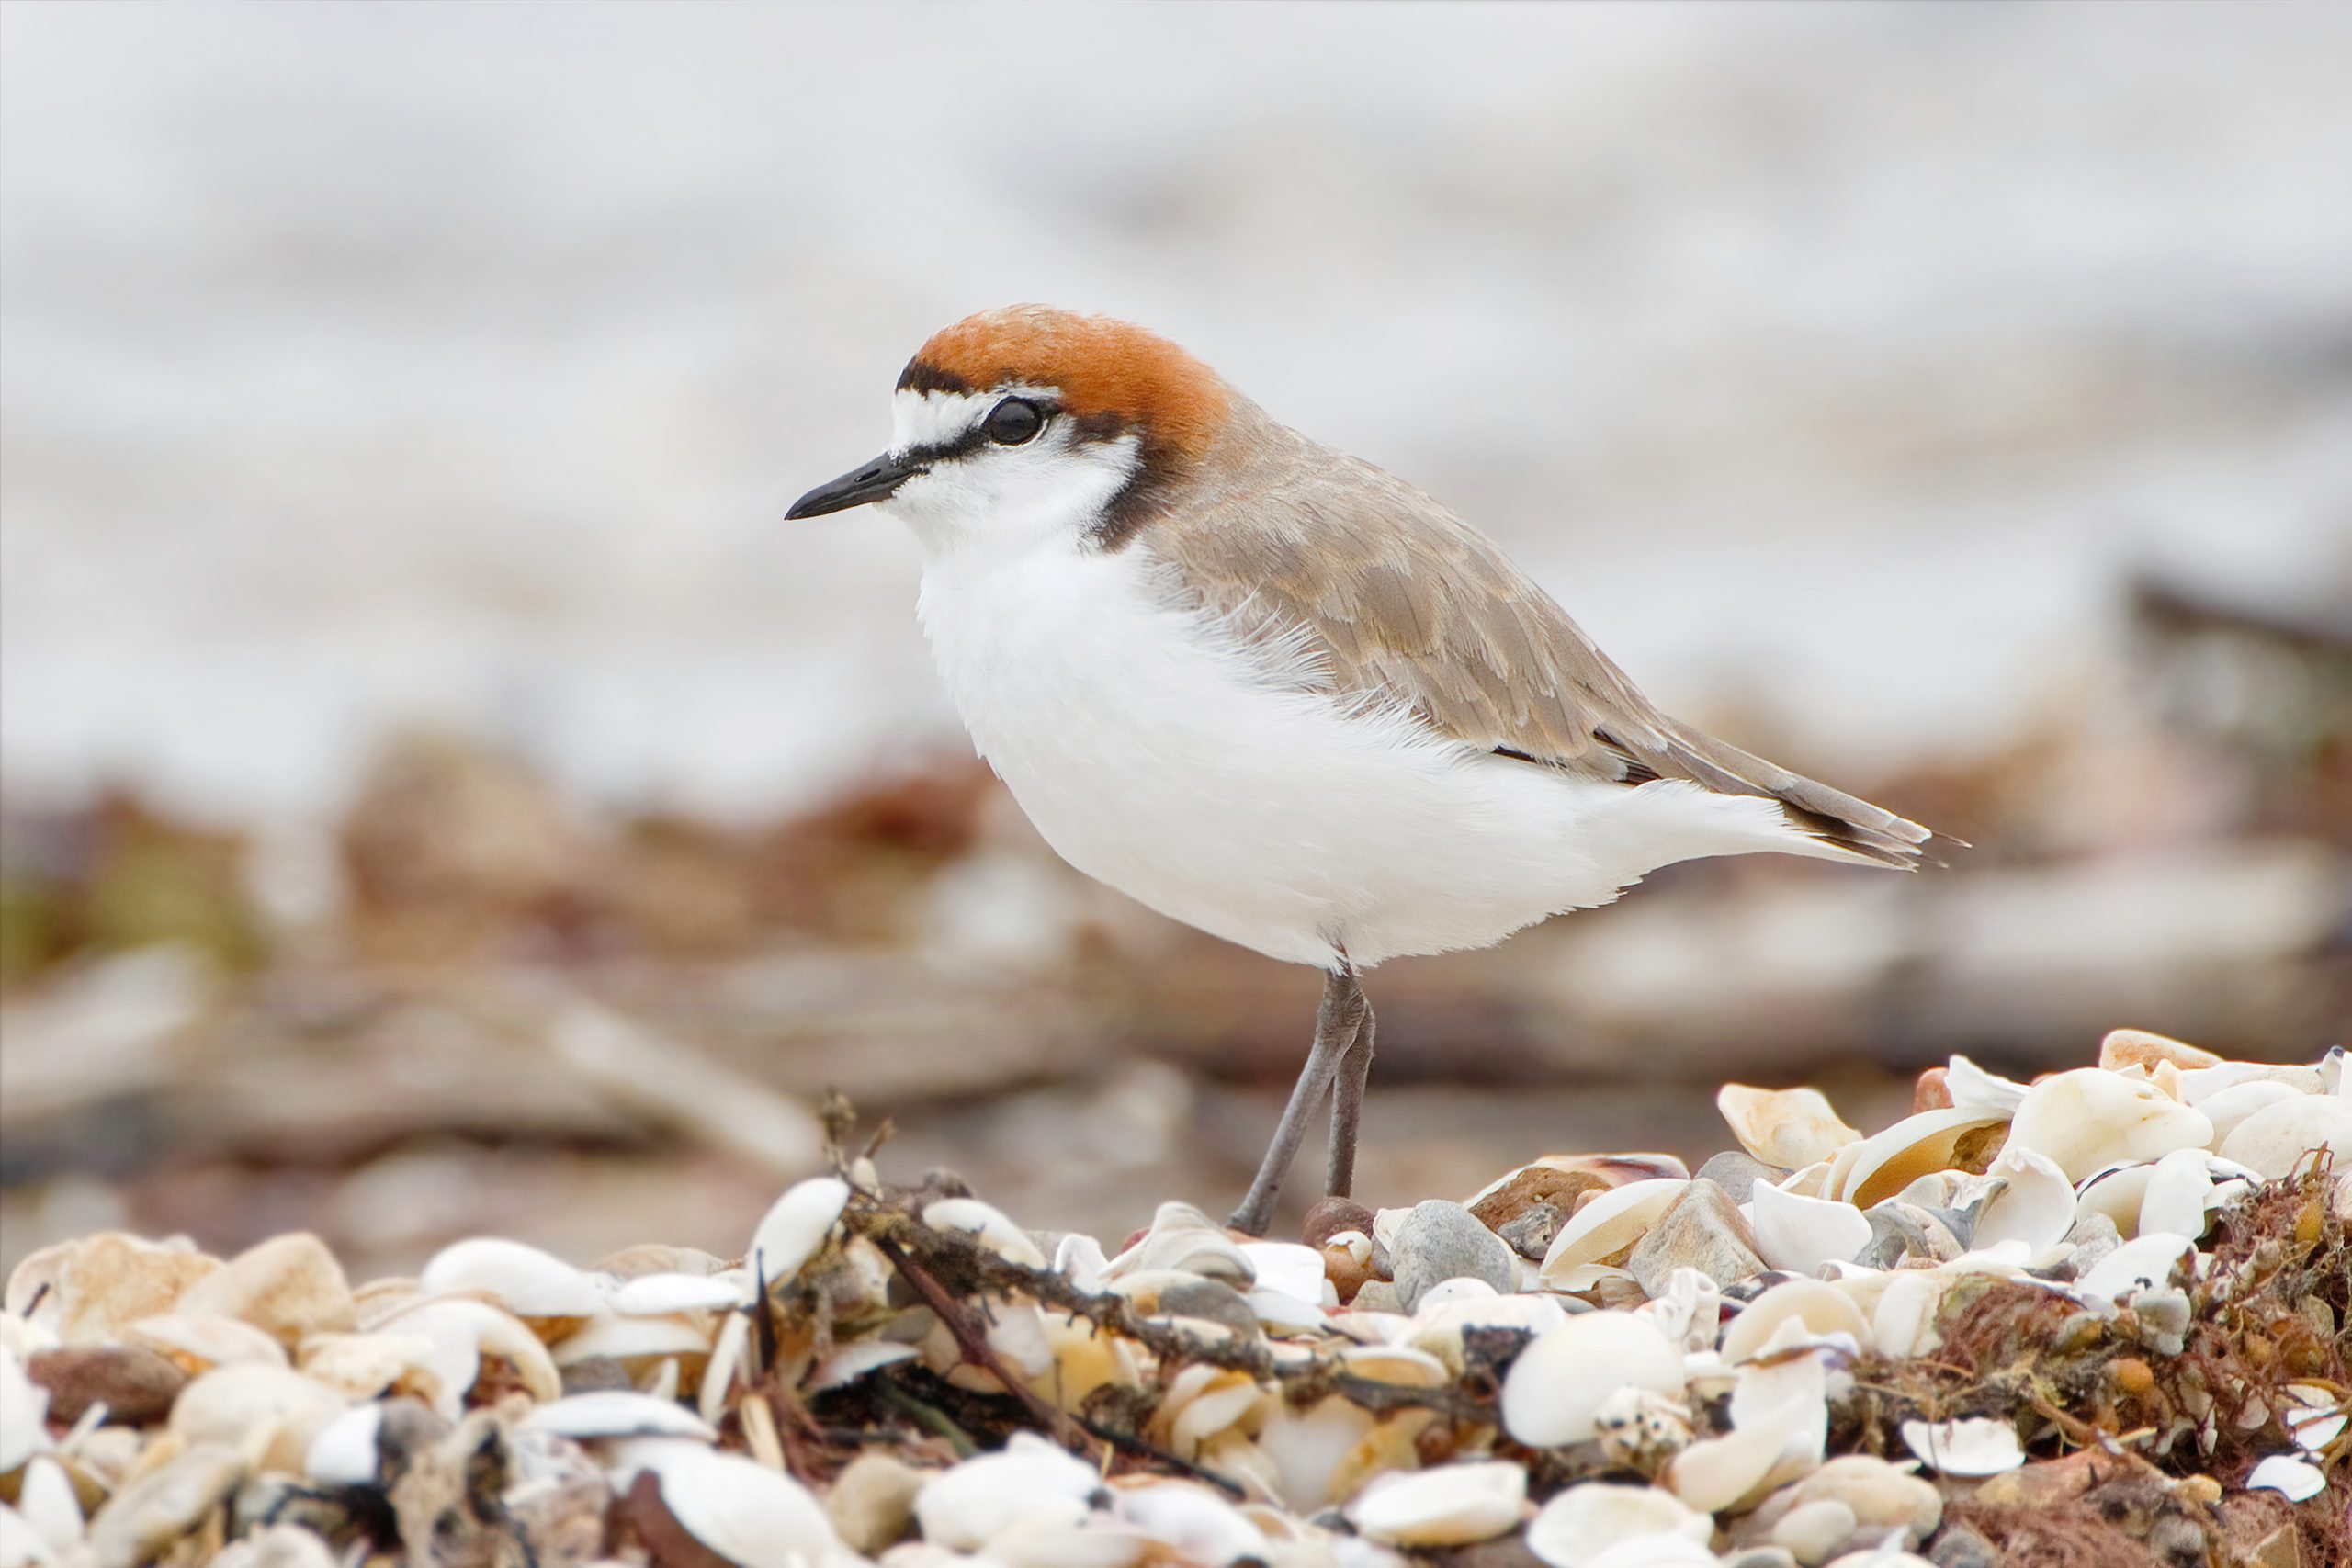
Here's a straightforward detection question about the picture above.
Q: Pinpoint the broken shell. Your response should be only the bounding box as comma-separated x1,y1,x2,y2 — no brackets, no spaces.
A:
810,1338,922,1393
1524,1483,1713,1568
1344,1461,1525,1548
1832,1109,2007,1208
417,1237,604,1321
1968,1146,2076,1256
627,1437,842,1567
1238,1243,1329,1306
1250,1393,1424,1514
748,1177,852,1285
1717,1085,1861,1169
547,1307,712,1367
1867,1274,1951,1360
1502,1310,1684,1447
1539,1179,1688,1284
1593,1386,1696,1474
1941,1056,2029,1116
922,1197,1050,1269
1102,1203,1249,1283
520,1390,718,1441
1664,1413,1794,1515
296,1332,435,1401
1110,1479,1269,1567
2074,1232,2196,1305
124,1313,289,1372
2006,1069,2213,1182
2216,1095,2352,1180
5,1234,220,1345
1749,1177,1872,1276
84,1442,243,1568
912,1432,1103,1551
2245,1454,2325,1502
607,1271,749,1315
1,1347,51,1472
2098,1029,2222,1074
167,1364,344,1475
1898,1416,2024,1476
1721,1280,1868,1363
302,1403,385,1485
14,1456,82,1558
371,1297,562,1416
2194,1080,2303,1145
173,1234,355,1348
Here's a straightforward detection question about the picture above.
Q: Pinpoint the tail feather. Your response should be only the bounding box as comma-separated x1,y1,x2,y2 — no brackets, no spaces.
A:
1640,724,1960,871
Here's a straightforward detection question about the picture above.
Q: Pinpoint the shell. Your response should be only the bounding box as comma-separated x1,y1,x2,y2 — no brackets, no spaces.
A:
125,1313,289,1371
2245,1454,2325,1502
5,1233,220,1345
303,1403,385,1485
1539,1179,1689,1284
912,1432,1103,1551
296,1331,435,1401
168,1364,345,1475
1101,1203,1248,1283
2074,1232,2196,1305
2006,1069,2213,1182
1237,1243,1329,1306
1968,1146,2077,1256
417,1238,604,1321
809,1338,922,1393
627,1437,842,1567
1899,1416,2024,1476
748,1177,852,1285
607,1272,749,1315
2217,1096,2352,1180
1721,1280,1869,1363
1749,1177,1872,1275
1343,1461,1525,1548
174,1234,355,1348
1,1346,52,1472
1524,1483,1713,1568
2195,1080,2304,1145
2098,1029,2223,1074
922,1197,1050,1269
1110,1479,1269,1567
520,1390,718,1441
15,1456,83,1557
1831,1109,2008,1208
1717,1085,1861,1169
1501,1311,1684,1447
370,1297,562,1416
1941,1056,2030,1116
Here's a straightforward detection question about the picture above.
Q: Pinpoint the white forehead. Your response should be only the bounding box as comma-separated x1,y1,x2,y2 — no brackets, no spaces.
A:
889,384,1058,454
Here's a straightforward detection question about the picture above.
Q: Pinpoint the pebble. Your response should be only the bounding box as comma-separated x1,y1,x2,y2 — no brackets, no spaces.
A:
1770,1498,1859,1565
1157,1278,1261,1337
1773,1457,1940,1547
1302,1196,1376,1247
824,1451,927,1556
1389,1201,1518,1311
1926,1526,1999,1568
1495,1203,1560,1260
1625,1180,1765,1295
29,1345,188,1427
1694,1151,1783,1206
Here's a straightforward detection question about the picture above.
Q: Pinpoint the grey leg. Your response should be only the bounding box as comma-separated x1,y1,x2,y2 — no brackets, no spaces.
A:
1324,999,1376,1199
1227,967,1367,1236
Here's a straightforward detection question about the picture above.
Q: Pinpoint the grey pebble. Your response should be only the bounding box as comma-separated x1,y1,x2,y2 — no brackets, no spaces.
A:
1388,1200,1518,1310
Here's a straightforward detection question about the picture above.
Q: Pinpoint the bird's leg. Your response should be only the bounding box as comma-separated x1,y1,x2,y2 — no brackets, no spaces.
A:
1227,966,1366,1236
1324,997,1377,1200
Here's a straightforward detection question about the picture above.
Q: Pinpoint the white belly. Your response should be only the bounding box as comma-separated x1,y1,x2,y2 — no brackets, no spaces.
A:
915,542,1799,968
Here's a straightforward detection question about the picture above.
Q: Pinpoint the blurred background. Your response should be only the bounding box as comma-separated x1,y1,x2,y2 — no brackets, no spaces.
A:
4,3,2347,1280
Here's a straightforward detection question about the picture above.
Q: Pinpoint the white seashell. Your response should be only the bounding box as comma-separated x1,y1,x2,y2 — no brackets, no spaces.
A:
1413,1277,1498,1310
2217,1096,2352,1181
0,1505,52,1568
2196,1080,2303,1145
1501,1312,1684,1447
1721,1279,1869,1363
913,1432,1103,1551
1111,1479,1268,1567
169,1363,345,1474
2176,1061,2324,1104
1539,1180,1688,1284
1834,1109,2008,1208
810,1339,921,1393
417,1238,603,1319
1250,1393,1382,1514
1716,1085,1861,1169
1343,1461,1525,1548
1523,1485,1712,1568
2245,1454,2325,1502
297,1331,435,1401
628,1437,842,1566
1102,1203,1249,1284
1053,1233,1112,1293
1636,1269,1721,1353
0,1346,51,1472
304,1402,385,1484
1248,1289,1329,1336
750,1177,852,1285
373,1297,562,1416
1942,1056,2030,1115
1899,1416,2024,1475
1583,1539,1722,1568
986,1519,1152,1568
1663,1413,1792,1515
1869,1273,1951,1359
1338,1344,1452,1389
520,1390,717,1441
15,1457,81,1556
922,1198,1049,1269
2283,1396,2347,1452
125,1312,289,1370
548,1308,713,1366
2074,1232,2196,1305
608,1271,748,1316
2139,1148,2225,1240
1749,1176,1873,1275
1237,1244,1329,1310
2007,1069,2214,1182
1968,1146,2076,1257
698,1311,751,1426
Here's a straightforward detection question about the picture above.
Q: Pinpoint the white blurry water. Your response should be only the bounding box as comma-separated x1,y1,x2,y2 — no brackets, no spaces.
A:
5,3,2350,826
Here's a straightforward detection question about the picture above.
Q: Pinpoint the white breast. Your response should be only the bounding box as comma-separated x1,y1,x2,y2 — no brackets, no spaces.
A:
914,538,1802,968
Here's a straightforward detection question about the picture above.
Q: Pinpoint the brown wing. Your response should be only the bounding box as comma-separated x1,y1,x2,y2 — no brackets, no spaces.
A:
1142,418,1949,868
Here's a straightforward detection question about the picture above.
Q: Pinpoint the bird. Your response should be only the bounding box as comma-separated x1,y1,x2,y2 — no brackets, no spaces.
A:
787,305,1953,1237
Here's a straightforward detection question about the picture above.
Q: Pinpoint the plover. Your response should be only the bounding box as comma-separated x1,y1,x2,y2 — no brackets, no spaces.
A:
788,305,1951,1235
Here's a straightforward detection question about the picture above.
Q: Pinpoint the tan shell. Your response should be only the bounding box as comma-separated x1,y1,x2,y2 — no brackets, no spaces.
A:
1717,1086,1861,1170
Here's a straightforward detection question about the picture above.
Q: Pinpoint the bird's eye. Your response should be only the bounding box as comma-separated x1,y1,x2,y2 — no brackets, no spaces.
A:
982,398,1046,446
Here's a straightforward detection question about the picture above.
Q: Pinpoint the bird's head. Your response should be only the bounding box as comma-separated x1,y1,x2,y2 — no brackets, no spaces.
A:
786,305,1234,555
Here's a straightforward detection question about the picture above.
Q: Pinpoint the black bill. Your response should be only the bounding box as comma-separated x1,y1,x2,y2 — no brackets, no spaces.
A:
785,451,923,519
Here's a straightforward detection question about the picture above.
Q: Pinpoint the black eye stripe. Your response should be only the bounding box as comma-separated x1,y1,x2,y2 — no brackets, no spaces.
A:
902,398,1060,465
